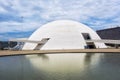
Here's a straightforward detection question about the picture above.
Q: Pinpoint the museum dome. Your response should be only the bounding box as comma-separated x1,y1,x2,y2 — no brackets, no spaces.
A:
22,20,106,50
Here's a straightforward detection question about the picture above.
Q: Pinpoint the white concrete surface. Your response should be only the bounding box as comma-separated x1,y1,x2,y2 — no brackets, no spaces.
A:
22,20,106,50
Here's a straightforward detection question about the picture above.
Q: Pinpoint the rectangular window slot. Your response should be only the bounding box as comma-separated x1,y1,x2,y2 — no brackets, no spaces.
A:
34,38,50,50
82,33,96,49
82,33,91,40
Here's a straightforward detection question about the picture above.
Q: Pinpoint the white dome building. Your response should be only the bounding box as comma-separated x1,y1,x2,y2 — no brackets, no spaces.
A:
22,20,106,50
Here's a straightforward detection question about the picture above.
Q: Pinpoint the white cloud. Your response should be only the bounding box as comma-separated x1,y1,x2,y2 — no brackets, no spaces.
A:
0,7,7,13
0,21,41,33
0,0,120,33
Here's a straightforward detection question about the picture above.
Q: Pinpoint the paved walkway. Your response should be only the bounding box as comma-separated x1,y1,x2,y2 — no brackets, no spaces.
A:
0,48,120,57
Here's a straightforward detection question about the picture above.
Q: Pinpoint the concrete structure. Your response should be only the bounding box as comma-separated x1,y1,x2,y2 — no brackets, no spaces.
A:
97,27,120,47
0,41,17,50
22,20,106,50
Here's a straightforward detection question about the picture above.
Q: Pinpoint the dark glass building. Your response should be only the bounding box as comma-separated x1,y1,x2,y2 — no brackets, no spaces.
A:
97,27,120,47
97,27,120,40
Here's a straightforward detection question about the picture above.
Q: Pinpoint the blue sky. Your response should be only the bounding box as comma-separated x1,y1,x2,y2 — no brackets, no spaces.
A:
0,0,120,40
